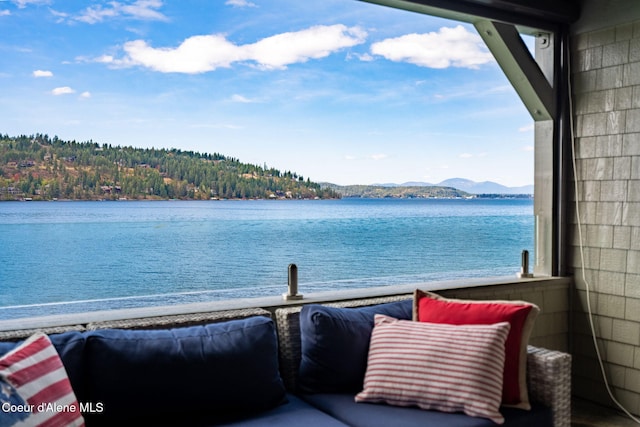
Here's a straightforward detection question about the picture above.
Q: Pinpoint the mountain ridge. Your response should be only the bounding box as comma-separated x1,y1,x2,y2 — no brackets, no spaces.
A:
372,178,533,195
0,133,340,201
320,183,472,199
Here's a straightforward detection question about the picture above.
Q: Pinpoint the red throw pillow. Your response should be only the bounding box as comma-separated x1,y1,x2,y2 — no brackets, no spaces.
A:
413,290,539,409
0,333,85,426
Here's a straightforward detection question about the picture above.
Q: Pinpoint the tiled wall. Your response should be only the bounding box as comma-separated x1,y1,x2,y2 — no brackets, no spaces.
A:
570,19,640,414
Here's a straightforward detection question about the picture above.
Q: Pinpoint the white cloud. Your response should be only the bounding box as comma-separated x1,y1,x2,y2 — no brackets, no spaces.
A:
76,0,168,24
522,145,534,152
369,153,388,160
12,0,50,8
117,35,243,72
348,52,373,62
230,94,256,103
93,54,116,64
51,86,75,95
0,10,11,16
245,25,366,70
484,85,512,94
371,25,493,69
80,91,91,99
121,0,166,20
519,124,534,132
102,24,366,74
76,5,117,23
225,0,257,7
33,70,53,77
49,9,68,20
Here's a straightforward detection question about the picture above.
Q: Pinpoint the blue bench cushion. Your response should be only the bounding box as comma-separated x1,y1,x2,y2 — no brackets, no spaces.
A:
83,316,286,426
214,394,350,426
299,300,412,393
302,393,553,427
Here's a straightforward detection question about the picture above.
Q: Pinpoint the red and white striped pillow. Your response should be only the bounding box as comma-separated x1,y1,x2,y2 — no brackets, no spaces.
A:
355,315,510,424
0,333,85,427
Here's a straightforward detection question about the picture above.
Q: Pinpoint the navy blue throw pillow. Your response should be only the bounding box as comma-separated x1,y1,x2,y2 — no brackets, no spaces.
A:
299,300,413,393
84,316,286,425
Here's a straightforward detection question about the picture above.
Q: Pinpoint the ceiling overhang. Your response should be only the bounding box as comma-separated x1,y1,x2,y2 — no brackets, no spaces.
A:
360,0,580,33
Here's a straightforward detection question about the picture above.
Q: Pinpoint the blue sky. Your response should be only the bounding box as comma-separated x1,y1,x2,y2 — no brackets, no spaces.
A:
0,0,534,186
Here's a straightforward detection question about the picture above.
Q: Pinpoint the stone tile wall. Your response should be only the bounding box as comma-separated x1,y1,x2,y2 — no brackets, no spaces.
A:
570,19,640,414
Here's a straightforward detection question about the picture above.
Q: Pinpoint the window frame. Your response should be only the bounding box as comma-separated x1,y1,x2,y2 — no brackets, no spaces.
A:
363,0,576,277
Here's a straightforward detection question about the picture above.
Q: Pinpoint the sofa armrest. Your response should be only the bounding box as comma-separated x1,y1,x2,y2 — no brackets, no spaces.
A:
527,345,572,427
275,306,304,392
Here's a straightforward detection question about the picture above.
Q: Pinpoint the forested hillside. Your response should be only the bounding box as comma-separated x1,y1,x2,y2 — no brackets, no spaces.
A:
323,183,471,199
0,134,339,201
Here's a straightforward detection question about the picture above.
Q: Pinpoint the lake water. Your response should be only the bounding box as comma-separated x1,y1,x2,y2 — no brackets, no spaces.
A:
0,198,533,319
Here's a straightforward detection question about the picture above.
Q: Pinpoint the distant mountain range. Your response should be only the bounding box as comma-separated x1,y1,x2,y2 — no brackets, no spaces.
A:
321,183,471,199
374,178,533,195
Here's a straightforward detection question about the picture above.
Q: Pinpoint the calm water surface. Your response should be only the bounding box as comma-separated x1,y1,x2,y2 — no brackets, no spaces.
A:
0,198,533,319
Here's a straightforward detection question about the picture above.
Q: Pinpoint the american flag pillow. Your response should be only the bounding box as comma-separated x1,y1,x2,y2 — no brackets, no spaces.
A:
0,333,84,427
355,315,510,425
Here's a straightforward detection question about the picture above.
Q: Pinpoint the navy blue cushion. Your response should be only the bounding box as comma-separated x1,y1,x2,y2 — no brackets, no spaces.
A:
302,393,553,427
0,331,86,402
299,300,412,393
83,316,286,426
210,394,350,427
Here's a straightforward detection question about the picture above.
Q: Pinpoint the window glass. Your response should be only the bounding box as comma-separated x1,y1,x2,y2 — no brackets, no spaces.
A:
0,1,533,319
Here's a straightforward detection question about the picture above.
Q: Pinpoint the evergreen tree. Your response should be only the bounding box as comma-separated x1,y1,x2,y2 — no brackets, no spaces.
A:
0,134,340,201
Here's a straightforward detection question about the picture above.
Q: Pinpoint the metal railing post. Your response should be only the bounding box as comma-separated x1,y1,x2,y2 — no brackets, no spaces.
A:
283,263,303,300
